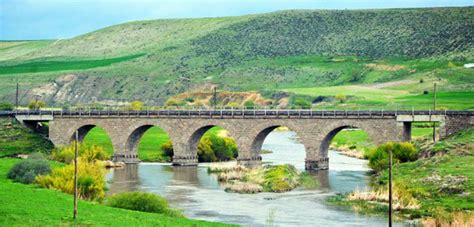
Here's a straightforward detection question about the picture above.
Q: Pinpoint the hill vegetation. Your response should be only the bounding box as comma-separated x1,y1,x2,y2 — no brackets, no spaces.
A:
0,7,472,107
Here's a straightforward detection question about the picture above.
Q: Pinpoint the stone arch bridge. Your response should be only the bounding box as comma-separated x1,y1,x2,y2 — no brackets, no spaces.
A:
10,109,474,170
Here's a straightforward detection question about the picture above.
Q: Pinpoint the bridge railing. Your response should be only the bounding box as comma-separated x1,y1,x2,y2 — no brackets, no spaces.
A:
2,109,473,118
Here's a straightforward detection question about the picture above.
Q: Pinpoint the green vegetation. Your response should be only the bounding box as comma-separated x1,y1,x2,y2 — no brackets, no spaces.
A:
51,143,110,163
0,158,228,226
36,143,112,201
0,117,54,158
328,127,474,222
7,154,51,184
83,126,238,162
0,8,471,107
0,102,14,110
209,163,318,193
366,142,418,172
0,54,144,75
106,192,183,217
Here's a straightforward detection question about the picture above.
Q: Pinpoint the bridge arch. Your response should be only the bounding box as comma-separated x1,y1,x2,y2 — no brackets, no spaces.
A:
184,124,239,163
125,125,174,162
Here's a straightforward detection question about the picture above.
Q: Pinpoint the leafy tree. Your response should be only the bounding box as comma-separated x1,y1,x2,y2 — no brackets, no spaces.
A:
129,101,144,111
197,137,217,162
367,142,418,172
0,102,14,110
244,100,256,109
335,94,347,103
293,98,311,109
161,141,174,157
27,100,46,110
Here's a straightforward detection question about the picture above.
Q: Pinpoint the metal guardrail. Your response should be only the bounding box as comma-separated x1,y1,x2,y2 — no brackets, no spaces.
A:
2,109,473,118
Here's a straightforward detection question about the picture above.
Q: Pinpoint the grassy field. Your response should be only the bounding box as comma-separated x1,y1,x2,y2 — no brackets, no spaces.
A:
332,127,433,154
0,54,144,75
0,118,53,158
83,126,223,162
0,158,229,226
0,8,472,106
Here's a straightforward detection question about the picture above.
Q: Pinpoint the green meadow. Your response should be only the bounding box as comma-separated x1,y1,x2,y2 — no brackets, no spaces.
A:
0,158,229,226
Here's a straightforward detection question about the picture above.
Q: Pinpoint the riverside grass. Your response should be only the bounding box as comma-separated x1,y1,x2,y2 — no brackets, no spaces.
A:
327,128,474,222
0,158,231,226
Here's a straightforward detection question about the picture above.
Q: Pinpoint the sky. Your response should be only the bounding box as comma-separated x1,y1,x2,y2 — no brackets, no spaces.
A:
1,0,472,40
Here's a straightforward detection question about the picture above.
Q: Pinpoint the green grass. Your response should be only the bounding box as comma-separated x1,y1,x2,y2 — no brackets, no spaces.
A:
0,158,229,226
328,127,474,219
0,117,53,157
0,8,472,106
0,54,144,75
83,126,224,162
331,127,433,154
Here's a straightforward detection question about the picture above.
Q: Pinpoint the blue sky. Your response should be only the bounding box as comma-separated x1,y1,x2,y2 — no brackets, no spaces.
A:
1,0,472,40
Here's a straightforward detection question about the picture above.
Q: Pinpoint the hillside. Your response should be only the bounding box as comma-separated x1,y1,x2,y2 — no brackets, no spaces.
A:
0,7,473,107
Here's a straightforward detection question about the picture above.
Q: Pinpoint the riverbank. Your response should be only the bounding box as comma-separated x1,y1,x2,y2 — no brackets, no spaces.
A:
327,128,474,225
0,158,230,226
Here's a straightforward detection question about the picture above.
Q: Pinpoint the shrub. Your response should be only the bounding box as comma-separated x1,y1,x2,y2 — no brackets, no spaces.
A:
335,94,347,103
51,143,110,163
0,102,14,110
35,158,106,201
7,155,51,184
27,100,46,110
263,164,300,192
367,142,418,172
106,192,183,217
293,98,311,109
198,137,217,162
161,141,174,157
226,102,241,108
129,101,144,111
244,100,256,109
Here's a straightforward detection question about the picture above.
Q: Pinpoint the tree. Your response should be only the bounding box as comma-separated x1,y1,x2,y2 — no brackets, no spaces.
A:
161,141,174,157
28,100,46,110
129,101,144,111
0,102,14,110
293,98,311,109
335,94,347,103
244,100,256,109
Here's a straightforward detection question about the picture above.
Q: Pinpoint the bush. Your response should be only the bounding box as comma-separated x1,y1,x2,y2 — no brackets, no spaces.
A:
7,156,51,184
335,94,347,103
35,158,106,201
51,143,110,163
106,192,183,217
198,137,217,162
367,142,418,172
161,141,174,157
263,164,300,192
0,102,14,110
292,98,311,109
244,100,256,109
129,101,144,111
27,100,46,110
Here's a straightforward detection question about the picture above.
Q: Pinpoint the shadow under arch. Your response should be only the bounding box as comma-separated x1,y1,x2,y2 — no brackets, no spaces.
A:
125,125,174,162
187,125,238,162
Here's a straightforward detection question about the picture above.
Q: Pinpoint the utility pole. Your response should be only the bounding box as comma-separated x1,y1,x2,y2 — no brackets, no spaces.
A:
388,147,393,227
433,83,437,142
73,130,78,220
15,79,19,109
212,87,217,109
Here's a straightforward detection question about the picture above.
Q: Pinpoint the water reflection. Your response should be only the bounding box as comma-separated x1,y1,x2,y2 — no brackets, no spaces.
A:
106,131,397,226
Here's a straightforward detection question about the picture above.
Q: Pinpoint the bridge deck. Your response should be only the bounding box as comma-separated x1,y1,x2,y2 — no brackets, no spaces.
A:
1,110,473,119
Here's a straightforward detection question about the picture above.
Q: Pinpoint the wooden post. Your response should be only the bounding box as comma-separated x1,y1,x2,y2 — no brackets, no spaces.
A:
388,147,393,227
73,130,78,220
432,83,437,142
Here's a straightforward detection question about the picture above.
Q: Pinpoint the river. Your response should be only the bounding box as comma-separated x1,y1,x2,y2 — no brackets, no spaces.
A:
106,131,399,226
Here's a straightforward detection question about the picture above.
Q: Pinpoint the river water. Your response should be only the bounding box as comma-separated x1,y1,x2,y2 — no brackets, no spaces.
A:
106,131,398,226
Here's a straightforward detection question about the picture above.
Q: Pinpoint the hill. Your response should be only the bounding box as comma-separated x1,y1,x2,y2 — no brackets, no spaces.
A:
0,7,473,107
